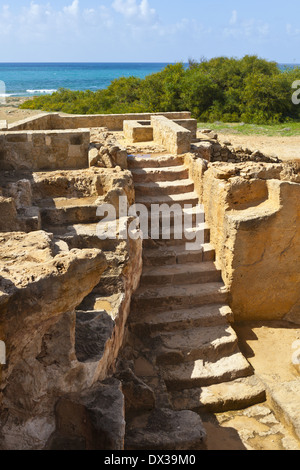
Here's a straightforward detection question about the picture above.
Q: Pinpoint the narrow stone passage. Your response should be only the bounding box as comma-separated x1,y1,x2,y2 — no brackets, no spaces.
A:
121,154,266,450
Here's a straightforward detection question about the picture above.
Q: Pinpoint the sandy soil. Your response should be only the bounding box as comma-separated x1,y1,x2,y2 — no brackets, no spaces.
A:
235,320,300,384
0,96,46,124
217,133,300,161
204,320,300,451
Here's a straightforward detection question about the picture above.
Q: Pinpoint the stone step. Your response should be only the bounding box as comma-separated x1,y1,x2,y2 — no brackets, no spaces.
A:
169,376,266,413
153,324,239,366
131,282,228,313
44,223,123,252
131,165,189,183
134,179,195,197
162,351,253,390
145,206,205,230
125,408,207,450
31,172,103,200
141,261,221,287
128,154,183,169
40,197,101,226
143,243,215,266
136,191,199,210
129,304,233,335
39,196,100,209
143,223,210,248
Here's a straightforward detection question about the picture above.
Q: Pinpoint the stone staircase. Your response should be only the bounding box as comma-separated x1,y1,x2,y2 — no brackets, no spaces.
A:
34,170,131,372
124,154,266,447
32,160,266,450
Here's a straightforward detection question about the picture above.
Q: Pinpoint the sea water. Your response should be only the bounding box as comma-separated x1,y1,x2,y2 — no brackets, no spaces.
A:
0,63,173,97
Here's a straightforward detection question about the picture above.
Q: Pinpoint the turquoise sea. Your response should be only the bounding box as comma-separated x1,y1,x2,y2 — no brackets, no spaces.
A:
0,63,174,97
0,62,299,98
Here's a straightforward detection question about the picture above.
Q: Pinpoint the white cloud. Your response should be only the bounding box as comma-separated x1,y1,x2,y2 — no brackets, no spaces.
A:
0,4,12,35
286,23,300,36
224,18,270,39
230,10,238,26
0,1,114,42
63,0,79,17
224,9,271,41
112,0,157,23
153,17,211,39
140,0,156,20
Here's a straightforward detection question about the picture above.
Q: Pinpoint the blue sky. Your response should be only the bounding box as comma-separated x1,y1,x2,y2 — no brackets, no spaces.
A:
0,0,299,62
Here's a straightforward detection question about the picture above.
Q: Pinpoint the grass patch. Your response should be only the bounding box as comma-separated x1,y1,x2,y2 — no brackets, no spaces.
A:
198,122,300,137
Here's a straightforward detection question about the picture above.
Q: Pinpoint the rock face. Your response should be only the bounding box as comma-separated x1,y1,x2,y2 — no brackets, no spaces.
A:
0,155,142,449
0,178,41,233
0,231,108,449
126,408,207,450
185,158,300,322
48,378,125,450
89,128,128,169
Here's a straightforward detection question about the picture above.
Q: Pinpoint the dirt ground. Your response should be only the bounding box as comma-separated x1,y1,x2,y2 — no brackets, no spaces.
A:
217,133,300,161
204,321,300,451
235,321,300,384
0,97,46,124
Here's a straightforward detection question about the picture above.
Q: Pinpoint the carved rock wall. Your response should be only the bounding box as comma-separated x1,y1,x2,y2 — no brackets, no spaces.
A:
185,158,300,323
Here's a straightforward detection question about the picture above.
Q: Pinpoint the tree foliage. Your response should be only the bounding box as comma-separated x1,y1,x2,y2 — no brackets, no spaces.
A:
20,56,300,124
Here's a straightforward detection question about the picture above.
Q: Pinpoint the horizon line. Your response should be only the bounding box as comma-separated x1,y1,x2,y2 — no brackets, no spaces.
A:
0,61,182,64
0,61,298,65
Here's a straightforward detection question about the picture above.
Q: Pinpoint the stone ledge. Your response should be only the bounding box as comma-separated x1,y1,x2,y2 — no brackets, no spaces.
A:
151,115,192,155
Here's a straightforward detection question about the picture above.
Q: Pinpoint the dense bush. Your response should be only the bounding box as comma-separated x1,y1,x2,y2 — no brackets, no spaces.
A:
20,56,300,124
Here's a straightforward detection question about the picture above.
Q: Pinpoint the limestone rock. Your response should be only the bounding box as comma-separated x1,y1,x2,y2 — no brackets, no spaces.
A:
125,408,207,450
88,147,99,167
0,196,18,231
48,378,125,450
191,141,213,161
90,129,128,169
5,179,32,209
194,162,300,321
117,368,155,414
75,310,115,363
0,230,108,449
267,380,300,441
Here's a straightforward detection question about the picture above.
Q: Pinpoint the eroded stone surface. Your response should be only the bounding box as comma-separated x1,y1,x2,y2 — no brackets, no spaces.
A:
0,143,142,449
48,378,125,450
0,231,108,449
185,159,300,322
1,112,300,451
125,408,207,450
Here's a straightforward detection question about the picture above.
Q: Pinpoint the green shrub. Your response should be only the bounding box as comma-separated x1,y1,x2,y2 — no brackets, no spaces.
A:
20,56,300,124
